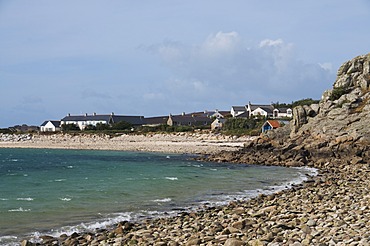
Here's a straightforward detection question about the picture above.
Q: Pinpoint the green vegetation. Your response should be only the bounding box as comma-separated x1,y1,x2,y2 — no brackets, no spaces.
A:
272,98,320,109
222,118,264,136
0,128,13,134
61,123,80,132
329,86,349,101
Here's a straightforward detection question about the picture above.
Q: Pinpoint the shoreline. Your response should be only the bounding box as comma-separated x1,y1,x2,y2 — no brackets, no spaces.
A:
4,133,369,245
0,132,252,155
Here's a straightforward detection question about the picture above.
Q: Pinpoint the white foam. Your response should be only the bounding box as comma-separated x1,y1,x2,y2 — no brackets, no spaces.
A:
8,207,31,212
0,235,19,246
60,198,72,201
165,177,178,181
54,179,66,182
17,197,34,201
152,198,172,203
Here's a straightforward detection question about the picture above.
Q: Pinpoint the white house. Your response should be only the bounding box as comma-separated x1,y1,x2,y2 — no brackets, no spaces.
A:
273,108,293,118
247,103,275,118
40,121,61,132
60,113,144,130
231,106,247,117
211,118,227,130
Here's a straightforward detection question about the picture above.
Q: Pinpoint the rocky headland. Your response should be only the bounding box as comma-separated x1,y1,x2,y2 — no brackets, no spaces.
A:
21,53,370,245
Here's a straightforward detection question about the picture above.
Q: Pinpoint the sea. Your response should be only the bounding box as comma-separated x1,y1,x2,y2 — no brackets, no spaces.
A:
0,148,317,245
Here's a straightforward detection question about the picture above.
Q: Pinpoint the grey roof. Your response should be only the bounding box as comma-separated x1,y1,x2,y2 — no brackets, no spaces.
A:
41,120,61,127
232,106,247,111
61,114,145,126
276,107,291,113
61,114,111,122
143,116,169,125
170,115,213,124
235,111,249,118
249,104,274,111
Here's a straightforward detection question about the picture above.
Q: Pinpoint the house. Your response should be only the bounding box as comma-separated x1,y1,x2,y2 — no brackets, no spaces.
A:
60,113,144,130
211,118,227,130
231,106,247,117
247,103,275,118
273,108,293,118
167,114,213,127
262,120,290,132
182,110,229,119
40,120,61,132
142,116,169,127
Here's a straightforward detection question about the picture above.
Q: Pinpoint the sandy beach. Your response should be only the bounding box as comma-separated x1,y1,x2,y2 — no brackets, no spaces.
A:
0,132,252,154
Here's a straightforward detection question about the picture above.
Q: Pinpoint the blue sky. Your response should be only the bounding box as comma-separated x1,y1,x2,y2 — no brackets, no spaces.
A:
1,1,369,127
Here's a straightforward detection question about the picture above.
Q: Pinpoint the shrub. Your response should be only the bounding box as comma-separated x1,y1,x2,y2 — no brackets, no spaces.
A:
329,86,349,101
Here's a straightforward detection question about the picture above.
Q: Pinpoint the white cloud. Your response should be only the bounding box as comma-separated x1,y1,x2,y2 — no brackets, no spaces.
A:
319,62,333,71
259,38,284,48
150,32,334,105
201,31,241,56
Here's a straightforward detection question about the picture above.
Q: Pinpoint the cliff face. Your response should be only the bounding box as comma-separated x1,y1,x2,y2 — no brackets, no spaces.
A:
207,53,370,167
290,53,370,151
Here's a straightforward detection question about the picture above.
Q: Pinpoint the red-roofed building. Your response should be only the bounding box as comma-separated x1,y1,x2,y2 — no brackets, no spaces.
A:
262,120,290,133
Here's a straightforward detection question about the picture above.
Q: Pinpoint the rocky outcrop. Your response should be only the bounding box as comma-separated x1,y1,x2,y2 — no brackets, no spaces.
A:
292,53,370,146
206,53,370,169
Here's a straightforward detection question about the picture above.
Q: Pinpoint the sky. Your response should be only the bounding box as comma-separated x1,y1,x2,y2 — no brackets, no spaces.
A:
1,1,369,127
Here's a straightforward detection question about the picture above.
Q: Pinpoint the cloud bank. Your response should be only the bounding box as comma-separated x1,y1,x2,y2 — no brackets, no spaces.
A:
145,32,334,111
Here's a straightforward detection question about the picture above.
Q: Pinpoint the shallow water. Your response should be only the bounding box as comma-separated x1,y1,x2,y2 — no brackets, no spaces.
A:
0,148,316,245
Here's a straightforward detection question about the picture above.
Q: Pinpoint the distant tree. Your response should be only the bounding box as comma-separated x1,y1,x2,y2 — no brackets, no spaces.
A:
95,123,109,131
61,123,80,131
292,98,320,107
111,121,132,130
84,124,97,131
273,98,320,109
223,118,257,130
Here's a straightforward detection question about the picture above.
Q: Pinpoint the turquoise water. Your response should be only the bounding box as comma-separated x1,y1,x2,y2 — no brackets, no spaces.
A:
0,148,316,245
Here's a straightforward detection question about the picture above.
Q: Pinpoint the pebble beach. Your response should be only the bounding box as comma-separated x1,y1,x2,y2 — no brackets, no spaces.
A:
1,132,368,245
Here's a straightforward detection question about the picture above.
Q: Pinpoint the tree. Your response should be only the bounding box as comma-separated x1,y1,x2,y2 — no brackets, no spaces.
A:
111,121,132,130
223,118,257,130
61,123,80,131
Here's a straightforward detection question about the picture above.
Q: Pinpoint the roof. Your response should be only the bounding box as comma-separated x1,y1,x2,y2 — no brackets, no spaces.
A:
235,111,249,118
276,107,291,113
61,114,145,126
143,116,169,125
170,115,213,124
61,114,111,122
232,106,246,111
250,104,275,114
41,120,61,127
266,120,281,128
265,120,290,128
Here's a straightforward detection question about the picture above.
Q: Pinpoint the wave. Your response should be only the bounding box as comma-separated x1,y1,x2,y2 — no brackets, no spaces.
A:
54,179,66,182
165,177,178,181
0,235,19,246
16,197,34,201
8,207,31,212
151,198,172,203
60,198,72,201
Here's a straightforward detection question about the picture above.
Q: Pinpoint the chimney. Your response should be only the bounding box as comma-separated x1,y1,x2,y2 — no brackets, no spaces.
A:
68,113,70,117
85,113,88,117
182,112,185,116
111,112,114,116
93,112,96,116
